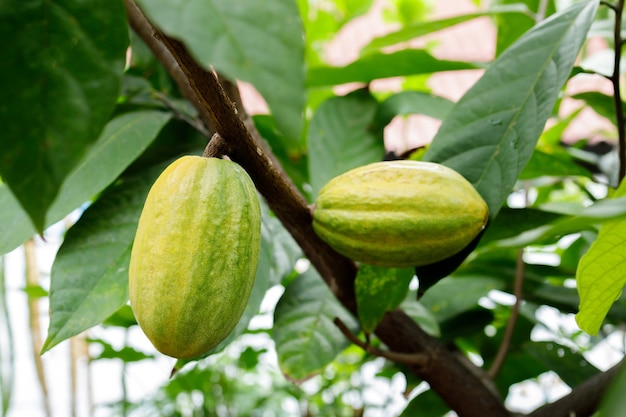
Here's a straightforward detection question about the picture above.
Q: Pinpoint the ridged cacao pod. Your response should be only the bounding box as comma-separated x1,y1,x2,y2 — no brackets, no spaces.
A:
129,156,261,359
312,160,488,267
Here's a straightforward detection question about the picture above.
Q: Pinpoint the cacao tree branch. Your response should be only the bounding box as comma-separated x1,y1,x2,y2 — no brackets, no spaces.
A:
334,318,429,366
124,2,511,416
526,359,623,417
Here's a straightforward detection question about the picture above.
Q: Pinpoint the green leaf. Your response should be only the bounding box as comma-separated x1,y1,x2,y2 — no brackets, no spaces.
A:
273,268,360,382
492,0,556,56
355,265,414,333
423,1,599,219
307,49,481,88
374,91,454,128
0,1,128,232
492,196,626,248
136,0,305,140
576,182,626,335
308,90,384,198
42,163,167,353
523,341,598,387
362,4,531,54
480,207,563,244
519,149,593,179
400,292,440,337
0,111,171,256
89,338,154,362
572,91,618,121
401,389,449,417
419,276,504,322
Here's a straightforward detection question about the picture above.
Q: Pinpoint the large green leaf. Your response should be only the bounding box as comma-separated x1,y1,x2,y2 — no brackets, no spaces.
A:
273,268,360,382
423,1,598,219
136,0,305,140
576,182,626,335
0,111,171,256
355,265,414,333
307,49,481,88
0,1,128,232
41,163,167,353
308,90,384,198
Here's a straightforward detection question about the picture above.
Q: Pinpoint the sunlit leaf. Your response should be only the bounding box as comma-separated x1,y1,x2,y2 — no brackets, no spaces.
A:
576,182,626,335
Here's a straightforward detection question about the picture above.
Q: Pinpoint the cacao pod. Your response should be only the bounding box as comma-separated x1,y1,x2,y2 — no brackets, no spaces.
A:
312,160,488,267
129,155,261,359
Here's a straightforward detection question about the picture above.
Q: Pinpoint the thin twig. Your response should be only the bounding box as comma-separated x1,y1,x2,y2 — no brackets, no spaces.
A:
610,0,626,183
601,1,618,12
487,248,525,379
334,318,429,367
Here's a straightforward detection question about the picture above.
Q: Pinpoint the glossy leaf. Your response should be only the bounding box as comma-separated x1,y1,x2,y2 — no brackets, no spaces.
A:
273,269,360,382
0,1,128,232
576,182,626,335
307,49,481,88
423,1,599,219
355,265,414,333
308,90,384,198
42,163,167,353
0,111,171,256
137,0,305,140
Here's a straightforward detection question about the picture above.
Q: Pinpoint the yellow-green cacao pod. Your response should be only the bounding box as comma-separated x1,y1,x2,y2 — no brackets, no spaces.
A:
312,160,488,267
129,156,261,359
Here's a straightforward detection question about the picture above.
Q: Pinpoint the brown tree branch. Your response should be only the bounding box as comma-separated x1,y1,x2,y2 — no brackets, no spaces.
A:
527,359,623,417
121,2,608,417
